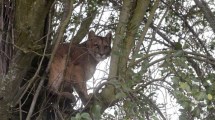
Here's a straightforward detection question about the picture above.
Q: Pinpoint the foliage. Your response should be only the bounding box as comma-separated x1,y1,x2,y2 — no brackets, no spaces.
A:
0,0,215,120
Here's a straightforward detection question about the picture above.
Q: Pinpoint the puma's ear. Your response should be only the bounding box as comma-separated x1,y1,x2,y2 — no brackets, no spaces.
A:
88,30,95,39
105,32,112,43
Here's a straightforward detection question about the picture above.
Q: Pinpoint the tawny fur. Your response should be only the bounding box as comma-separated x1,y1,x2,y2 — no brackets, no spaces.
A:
48,31,111,104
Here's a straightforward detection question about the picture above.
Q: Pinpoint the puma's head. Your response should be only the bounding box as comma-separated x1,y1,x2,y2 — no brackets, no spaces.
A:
87,30,112,61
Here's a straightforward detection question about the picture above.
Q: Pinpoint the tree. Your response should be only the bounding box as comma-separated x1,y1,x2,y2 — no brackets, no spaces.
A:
1,0,215,120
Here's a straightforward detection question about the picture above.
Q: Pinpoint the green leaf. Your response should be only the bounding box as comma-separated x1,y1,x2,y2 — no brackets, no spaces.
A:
196,92,206,101
208,94,213,100
179,82,190,92
71,117,76,120
152,114,159,120
81,113,92,120
174,42,182,50
74,113,81,120
92,104,101,120
115,92,126,99
133,53,143,58
193,107,201,118
180,82,187,89
183,42,190,49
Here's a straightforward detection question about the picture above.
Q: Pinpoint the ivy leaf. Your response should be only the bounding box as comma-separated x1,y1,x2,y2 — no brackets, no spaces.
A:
152,114,159,120
197,92,206,101
174,42,182,50
193,107,201,118
133,53,143,58
81,113,92,120
207,94,213,100
76,113,81,120
179,82,188,90
92,104,101,120
179,82,190,92
173,50,183,57
115,92,126,99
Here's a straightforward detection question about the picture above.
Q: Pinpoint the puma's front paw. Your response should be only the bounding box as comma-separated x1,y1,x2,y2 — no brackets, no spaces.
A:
60,92,76,103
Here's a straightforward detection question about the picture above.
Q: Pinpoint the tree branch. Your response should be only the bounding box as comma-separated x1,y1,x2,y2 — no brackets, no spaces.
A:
194,0,215,33
120,0,150,73
26,0,74,119
99,0,132,112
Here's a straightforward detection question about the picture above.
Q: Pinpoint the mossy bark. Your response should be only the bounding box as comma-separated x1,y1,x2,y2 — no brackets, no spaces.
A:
98,0,151,113
0,0,54,119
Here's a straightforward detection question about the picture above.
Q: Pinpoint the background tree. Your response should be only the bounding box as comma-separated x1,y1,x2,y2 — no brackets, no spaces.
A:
0,0,215,120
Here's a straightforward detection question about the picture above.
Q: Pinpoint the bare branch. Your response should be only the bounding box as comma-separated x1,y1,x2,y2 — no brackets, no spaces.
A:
26,0,74,119
194,0,215,33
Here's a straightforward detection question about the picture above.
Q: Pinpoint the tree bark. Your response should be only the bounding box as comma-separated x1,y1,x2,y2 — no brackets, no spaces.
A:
0,0,13,76
0,0,54,119
98,0,151,112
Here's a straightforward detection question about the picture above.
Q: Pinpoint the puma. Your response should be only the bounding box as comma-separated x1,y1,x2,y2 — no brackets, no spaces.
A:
48,30,112,104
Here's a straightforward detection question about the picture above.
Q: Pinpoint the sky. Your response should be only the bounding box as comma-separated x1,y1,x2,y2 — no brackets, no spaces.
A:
69,2,183,119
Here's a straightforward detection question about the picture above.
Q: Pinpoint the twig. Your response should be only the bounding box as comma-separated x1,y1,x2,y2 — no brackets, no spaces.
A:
26,75,45,120
14,34,50,106
26,0,74,119
131,0,160,59
143,94,167,120
19,101,22,120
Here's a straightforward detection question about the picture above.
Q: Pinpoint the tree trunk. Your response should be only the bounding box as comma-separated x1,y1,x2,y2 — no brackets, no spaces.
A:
0,0,54,119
